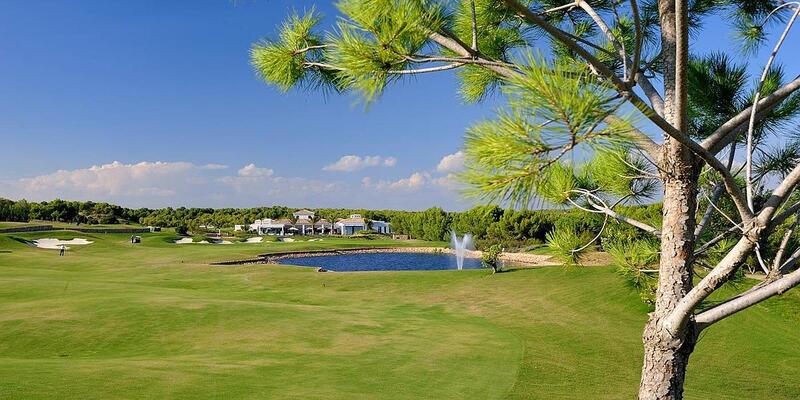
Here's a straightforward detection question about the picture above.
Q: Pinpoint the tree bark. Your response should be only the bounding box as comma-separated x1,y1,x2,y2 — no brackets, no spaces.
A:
639,164,699,400
639,0,698,398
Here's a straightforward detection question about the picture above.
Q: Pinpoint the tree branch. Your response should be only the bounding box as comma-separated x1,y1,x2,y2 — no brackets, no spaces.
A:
666,164,800,332
470,0,478,52
695,266,800,328
605,115,661,160
759,162,800,223
427,30,517,79
577,191,663,237
771,210,799,271
695,144,737,240
770,201,800,230
628,0,643,86
701,76,800,155
635,73,665,116
577,1,628,76
504,0,751,221
389,63,465,74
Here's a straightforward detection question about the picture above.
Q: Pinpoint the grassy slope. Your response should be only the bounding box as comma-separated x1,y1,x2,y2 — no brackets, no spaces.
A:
0,232,798,399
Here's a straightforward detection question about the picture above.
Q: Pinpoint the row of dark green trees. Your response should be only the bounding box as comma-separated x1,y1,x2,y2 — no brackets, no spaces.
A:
0,197,662,249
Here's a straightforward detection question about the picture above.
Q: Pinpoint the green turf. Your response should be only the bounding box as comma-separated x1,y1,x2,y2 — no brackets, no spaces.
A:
0,232,799,399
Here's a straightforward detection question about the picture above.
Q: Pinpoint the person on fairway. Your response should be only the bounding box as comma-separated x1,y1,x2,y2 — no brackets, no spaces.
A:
59,244,66,256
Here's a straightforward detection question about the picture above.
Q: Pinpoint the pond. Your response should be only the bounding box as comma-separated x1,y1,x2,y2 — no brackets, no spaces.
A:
277,252,483,272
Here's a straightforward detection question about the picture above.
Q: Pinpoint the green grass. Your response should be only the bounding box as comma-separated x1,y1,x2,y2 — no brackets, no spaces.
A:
0,232,799,399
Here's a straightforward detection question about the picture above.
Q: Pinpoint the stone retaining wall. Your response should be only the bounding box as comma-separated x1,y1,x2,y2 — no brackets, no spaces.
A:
69,227,151,234
0,225,55,233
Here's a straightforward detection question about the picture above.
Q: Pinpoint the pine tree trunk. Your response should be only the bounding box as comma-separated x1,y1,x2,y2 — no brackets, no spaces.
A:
639,161,699,400
639,0,696,397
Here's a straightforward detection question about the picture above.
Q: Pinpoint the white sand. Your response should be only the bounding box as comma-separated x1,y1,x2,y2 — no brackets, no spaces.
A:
34,238,93,250
174,238,193,244
244,237,263,243
217,240,233,245
197,240,210,244
280,237,295,242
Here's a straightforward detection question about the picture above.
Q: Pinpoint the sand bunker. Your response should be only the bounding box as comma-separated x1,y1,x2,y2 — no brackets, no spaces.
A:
244,237,263,243
174,238,193,244
34,238,93,250
280,237,295,242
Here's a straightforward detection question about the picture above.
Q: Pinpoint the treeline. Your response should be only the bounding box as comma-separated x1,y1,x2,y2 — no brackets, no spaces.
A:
0,198,146,225
388,204,663,247
0,198,662,248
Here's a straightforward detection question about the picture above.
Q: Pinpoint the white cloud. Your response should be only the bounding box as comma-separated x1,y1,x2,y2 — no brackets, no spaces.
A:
237,163,274,177
18,161,196,197
431,173,460,190
362,172,430,192
1,159,472,210
200,163,229,170
3,161,341,208
323,155,397,172
436,151,465,173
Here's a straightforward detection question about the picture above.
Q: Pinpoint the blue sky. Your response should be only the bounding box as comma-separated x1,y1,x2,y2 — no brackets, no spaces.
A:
0,1,797,210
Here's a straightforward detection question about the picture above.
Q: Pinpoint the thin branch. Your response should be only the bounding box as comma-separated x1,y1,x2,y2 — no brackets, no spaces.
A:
635,72,665,117
693,225,740,256
427,30,517,79
695,143,737,239
539,2,579,14
628,0,643,86
771,201,800,229
695,265,800,328
577,0,628,78
759,162,800,224
745,3,800,211
470,0,479,52
389,63,465,74
701,76,800,155
771,210,799,271
604,115,661,160
303,62,345,71
404,55,518,69
571,190,663,236
292,44,332,55
779,245,800,274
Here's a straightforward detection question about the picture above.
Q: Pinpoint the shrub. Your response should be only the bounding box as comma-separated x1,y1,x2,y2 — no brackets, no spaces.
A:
481,244,503,273
175,224,189,236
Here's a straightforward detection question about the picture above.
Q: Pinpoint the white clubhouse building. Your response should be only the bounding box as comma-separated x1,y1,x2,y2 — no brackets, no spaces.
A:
241,209,391,236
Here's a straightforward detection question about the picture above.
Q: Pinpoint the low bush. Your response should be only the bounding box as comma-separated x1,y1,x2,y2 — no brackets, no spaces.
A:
175,224,188,236
481,244,503,273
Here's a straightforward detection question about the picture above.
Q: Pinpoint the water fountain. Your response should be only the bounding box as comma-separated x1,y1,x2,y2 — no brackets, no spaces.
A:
450,231,474,270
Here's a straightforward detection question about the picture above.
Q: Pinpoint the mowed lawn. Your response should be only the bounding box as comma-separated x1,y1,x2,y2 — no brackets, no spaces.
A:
1,232,799,399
